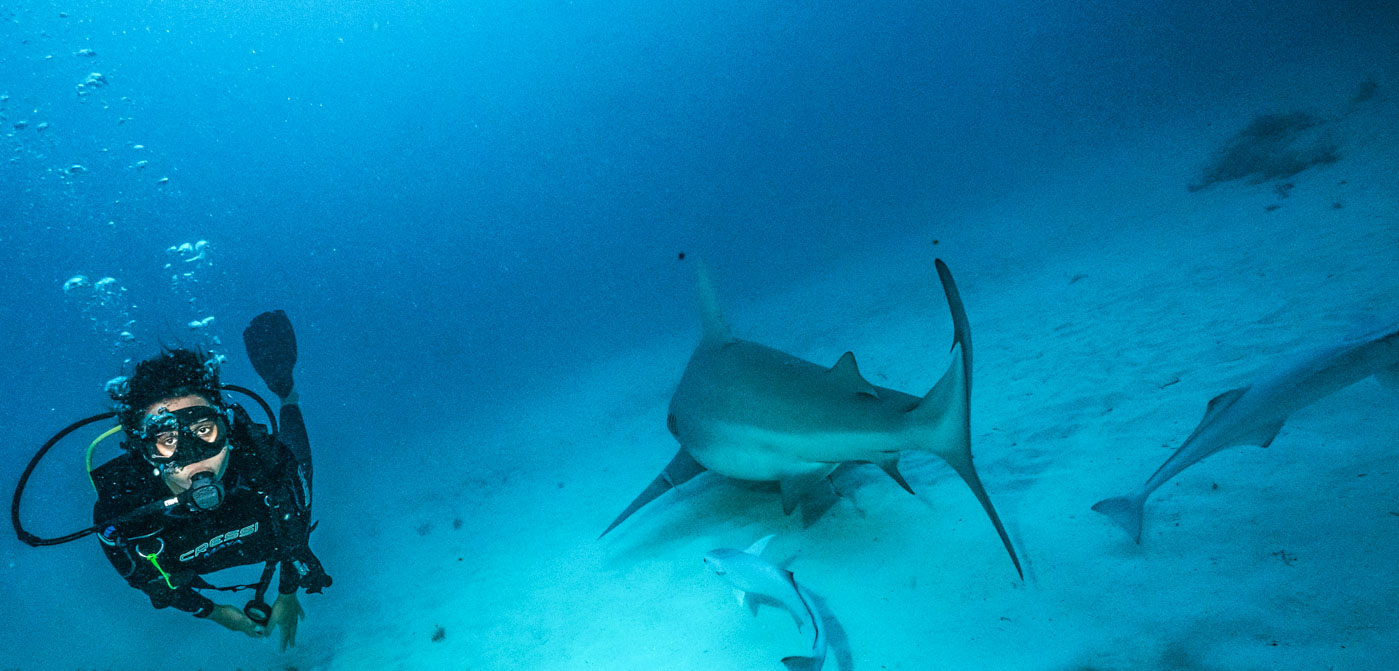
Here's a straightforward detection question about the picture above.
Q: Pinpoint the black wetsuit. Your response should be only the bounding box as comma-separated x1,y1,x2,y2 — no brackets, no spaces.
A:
91,404,329,618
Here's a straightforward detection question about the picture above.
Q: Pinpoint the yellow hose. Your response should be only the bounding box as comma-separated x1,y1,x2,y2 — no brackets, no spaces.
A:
86,425,125,491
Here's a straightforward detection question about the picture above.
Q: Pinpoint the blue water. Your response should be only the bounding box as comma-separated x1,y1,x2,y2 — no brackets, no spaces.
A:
3,1,1398,669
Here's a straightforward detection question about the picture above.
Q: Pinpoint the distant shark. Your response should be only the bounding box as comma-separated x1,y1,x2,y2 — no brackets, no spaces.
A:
602,259,1022,578
704,535,827,671
1093,320,1399,542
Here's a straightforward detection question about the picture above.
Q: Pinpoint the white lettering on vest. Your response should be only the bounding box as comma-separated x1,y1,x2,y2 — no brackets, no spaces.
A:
179,522,259,562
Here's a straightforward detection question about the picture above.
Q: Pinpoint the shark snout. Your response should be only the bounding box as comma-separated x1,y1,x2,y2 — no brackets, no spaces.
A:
702,555,727,575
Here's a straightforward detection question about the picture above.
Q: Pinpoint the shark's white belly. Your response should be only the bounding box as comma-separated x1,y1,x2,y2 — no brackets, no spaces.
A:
683,420,901,481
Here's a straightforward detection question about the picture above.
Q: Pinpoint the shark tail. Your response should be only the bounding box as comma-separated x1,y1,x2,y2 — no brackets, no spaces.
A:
935,259,972,393
1090,493,1145,543
785,584,829,671
907,260,1023,579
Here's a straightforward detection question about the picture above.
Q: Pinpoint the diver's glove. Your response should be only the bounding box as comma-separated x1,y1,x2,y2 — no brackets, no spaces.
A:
290,548,333,594
301,565,333,594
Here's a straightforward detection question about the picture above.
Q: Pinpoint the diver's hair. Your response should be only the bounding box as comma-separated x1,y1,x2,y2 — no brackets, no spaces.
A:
110,348,224,430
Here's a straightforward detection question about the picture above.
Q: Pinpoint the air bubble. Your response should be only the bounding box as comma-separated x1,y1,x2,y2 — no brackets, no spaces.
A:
63,275,92,294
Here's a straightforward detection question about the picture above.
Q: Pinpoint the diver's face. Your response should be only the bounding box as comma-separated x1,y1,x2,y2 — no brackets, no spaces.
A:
143,395,229,494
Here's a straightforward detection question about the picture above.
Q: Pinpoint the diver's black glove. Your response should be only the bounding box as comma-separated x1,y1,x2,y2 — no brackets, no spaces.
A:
291,550,332,594
303,569,332,594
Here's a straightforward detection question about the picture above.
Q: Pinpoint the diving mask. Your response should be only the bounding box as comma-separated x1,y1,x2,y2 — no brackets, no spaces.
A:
133,405,230,469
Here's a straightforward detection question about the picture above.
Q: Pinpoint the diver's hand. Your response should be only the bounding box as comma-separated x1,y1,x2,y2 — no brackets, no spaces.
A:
208,604,266,638
267,592,305,650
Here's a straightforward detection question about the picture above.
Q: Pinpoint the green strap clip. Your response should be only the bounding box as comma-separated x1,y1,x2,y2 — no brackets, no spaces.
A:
138,539,176,590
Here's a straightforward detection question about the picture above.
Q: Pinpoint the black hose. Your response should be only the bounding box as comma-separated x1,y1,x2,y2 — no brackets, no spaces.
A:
11,412,115,547
222,384,278,437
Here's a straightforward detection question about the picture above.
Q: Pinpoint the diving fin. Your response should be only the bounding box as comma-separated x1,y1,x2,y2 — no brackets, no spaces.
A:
243,310,298,399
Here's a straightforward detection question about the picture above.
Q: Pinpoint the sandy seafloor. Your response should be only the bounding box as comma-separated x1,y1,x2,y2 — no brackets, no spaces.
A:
11,74,1399,671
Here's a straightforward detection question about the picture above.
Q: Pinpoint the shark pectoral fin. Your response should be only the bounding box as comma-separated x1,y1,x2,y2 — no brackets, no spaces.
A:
735,589,759,615
599,449,708,538
874,454,916,494
1249,420,1286,448
829,351,879,398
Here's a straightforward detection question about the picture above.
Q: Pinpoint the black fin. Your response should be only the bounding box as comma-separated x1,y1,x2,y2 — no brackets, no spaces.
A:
243,310,298,399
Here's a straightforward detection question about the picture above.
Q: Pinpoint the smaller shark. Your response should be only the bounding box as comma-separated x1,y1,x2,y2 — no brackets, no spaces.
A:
1093,320,1399,542
704,535,827,671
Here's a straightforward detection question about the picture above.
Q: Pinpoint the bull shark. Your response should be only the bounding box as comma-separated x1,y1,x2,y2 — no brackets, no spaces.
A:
1093,320,1399,542
704,535,827,671
602,259,1022,579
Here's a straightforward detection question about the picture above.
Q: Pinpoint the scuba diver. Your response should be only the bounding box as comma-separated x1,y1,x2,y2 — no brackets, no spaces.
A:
10,310,331,649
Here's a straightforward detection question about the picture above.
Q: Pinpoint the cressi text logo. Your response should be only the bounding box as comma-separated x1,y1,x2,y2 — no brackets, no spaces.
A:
180,522,258,562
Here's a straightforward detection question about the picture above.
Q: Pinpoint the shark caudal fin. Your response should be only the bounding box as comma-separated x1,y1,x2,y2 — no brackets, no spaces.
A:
907,260,1023,579
1091,493,1145,543
936,259,972,394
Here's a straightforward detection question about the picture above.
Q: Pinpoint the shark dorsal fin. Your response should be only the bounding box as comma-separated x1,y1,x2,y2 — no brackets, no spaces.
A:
829,351,879,398
745,534,775,557
695,260,733,344
1202,387,1249,424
